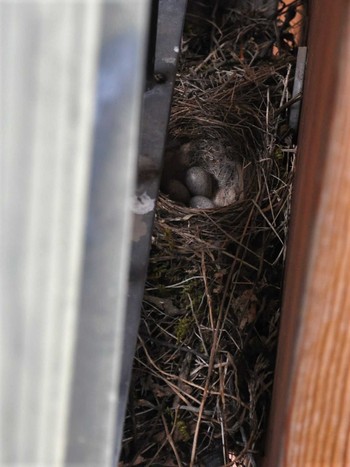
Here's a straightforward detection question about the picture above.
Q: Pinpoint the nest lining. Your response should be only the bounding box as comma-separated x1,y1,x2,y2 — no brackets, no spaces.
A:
121,1,304,466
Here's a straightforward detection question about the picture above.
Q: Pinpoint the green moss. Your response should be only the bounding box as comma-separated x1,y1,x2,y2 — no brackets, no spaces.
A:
273,146,284,160
175,316,193,342
176,419,190,442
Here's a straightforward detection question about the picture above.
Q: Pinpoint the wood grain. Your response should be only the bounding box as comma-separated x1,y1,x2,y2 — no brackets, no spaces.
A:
263,1,350,465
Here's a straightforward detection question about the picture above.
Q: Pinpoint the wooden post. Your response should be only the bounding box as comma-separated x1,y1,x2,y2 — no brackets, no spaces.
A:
264,1,350,465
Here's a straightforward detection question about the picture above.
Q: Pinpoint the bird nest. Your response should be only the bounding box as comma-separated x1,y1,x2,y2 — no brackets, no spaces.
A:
121,1,304,466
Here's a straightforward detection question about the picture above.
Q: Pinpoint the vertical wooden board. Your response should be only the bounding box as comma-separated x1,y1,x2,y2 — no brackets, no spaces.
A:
264,1,350,465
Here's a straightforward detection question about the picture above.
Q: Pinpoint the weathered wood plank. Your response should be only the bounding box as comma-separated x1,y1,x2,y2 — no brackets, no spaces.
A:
264,1,350,465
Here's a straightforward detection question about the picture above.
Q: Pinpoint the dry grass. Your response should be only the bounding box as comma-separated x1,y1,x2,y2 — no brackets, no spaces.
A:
121,1,304,465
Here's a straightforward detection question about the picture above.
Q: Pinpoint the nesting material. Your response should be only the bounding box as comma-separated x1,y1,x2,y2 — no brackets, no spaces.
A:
122,1,303,465
163,139,243,208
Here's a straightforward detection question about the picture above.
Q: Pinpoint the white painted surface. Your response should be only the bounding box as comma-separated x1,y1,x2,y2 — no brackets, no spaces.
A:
0,1,150,465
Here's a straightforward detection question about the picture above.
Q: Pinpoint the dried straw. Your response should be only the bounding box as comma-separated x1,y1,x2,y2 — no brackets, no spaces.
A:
121,1,303,465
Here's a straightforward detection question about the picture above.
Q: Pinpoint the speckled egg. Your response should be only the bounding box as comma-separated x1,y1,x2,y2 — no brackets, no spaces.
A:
165,179,191,205
190,196,215,209
185,166,213,197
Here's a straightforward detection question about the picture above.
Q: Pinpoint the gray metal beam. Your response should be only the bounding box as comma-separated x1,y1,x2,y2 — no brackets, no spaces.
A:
1,1,150,465
124,0,188,456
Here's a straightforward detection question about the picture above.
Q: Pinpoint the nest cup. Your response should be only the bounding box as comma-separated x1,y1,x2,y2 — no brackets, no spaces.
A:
158,82,267,249
157,113,265,303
